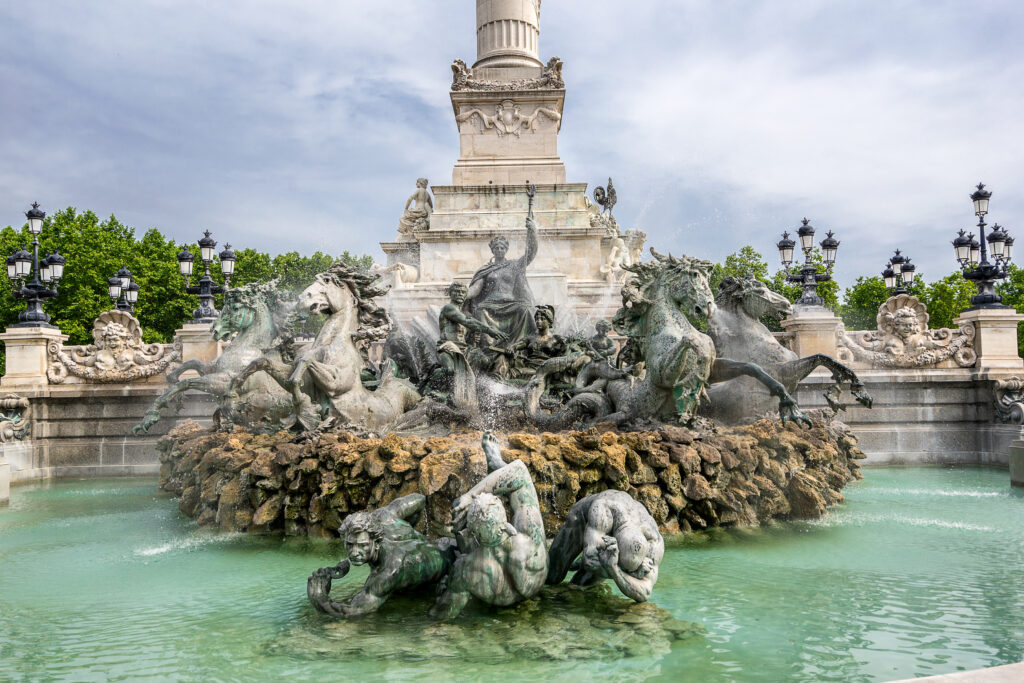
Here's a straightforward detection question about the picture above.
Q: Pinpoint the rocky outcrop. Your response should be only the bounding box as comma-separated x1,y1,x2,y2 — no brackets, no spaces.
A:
157,416,865,538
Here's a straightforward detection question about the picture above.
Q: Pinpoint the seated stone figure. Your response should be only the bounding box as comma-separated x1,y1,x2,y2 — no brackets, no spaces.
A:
307,493,454,618
431,282,504,412
546,490,664,603
430,432,548,619
397,178,433,240
586,320,618,365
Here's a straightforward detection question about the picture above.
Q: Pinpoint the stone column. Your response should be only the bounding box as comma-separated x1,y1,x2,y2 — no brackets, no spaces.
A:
174,323,223,365
474,0,542,70
0,326,68,387
954,308,1024,370
780,305,842,358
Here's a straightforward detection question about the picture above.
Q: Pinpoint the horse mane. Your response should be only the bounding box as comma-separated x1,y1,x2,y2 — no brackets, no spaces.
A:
613,248,712,338
715,276,763,309
324,262,394,347
222,278,296,349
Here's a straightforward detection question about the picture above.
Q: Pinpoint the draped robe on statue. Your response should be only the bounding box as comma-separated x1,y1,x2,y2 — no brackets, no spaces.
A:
463,219,539,351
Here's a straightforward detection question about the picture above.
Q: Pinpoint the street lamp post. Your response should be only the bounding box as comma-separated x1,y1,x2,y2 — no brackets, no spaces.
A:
953,183,1013,309
882,250,916,295
777,218,839,306
177,231,234,323
5,203,66,327
107,264,140,312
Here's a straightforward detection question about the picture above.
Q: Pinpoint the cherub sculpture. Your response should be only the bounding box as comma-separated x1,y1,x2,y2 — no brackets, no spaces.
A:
546,490,664,603
307,494,454,618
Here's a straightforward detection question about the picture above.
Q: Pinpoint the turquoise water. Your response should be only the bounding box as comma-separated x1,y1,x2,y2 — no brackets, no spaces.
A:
1,468,1023,682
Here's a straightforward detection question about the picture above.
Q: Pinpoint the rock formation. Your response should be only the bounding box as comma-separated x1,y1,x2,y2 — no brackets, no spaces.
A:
157,415,865,539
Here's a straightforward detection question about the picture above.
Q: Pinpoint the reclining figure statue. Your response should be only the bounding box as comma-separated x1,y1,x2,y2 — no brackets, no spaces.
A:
546,490,664,603
306,493,454,618
430,432,548,619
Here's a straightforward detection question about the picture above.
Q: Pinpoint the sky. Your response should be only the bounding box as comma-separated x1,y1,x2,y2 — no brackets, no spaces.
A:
1,0,1022,289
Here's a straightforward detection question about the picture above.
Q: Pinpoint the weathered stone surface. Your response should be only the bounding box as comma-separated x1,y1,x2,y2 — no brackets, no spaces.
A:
157,416,864,538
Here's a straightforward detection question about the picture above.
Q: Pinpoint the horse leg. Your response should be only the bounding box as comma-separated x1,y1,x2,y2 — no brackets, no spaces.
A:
132,379,199,434
777,354,873,410
710,358,812,427
167,359,212,384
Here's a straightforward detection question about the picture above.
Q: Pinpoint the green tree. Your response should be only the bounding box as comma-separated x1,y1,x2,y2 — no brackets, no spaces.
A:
840,275,926,330
0,207,376,374
709,245,770,293
996,264,1024,356
919,272,975,330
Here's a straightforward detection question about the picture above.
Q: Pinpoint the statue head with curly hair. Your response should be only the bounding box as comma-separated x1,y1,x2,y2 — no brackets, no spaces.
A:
489,235,510,262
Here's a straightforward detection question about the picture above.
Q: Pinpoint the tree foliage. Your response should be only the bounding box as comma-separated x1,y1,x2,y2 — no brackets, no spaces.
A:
0,207,374,373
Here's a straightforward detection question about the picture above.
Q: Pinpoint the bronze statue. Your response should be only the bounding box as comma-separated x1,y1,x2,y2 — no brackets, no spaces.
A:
464,185,540,374
431,432,548,619
307,494,454,618
434,282,505,412
546,490,664,603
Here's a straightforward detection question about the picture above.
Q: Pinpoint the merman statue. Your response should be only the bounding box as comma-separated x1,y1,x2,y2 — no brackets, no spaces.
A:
430,432,548,619
306,494,454,618
546,490,664,603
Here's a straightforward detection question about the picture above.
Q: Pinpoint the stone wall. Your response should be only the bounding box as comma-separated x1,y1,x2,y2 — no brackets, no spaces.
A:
4,384,215,482
156,417,865,538
794,369,1019,466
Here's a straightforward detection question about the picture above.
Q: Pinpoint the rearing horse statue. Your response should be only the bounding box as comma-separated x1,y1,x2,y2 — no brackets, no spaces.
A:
526,250,811,429
705,276,872,425
132,280,296,435
232,262,420,432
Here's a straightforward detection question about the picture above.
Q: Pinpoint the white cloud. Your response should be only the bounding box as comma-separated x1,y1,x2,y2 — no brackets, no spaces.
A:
0,0,1021,289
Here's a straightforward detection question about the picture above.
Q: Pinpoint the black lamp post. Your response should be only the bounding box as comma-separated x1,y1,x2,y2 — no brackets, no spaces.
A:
107,264,140,312
953,183,1013,309
6,203,66,327
177,231,233,323
777,218,839,306
882,250,916,295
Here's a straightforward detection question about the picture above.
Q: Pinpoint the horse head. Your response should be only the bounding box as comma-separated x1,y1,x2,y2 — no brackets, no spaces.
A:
648,249,715,323
298,262,394,352
213,279,286,342
716,276,791,322
298,272,355,318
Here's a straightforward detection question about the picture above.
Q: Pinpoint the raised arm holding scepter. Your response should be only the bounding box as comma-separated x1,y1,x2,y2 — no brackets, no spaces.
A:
463,183,541,376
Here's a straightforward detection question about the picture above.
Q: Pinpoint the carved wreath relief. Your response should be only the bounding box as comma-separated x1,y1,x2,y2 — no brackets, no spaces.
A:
451,56,564,92
837,294,976,368
47,310,182,384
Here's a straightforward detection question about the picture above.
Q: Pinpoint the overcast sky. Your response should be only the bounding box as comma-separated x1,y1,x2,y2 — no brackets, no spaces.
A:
1,0,1022,288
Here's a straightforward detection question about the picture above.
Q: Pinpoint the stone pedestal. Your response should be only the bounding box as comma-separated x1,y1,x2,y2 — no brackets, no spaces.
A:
450,89,566,185
174,323,223,365
0,326,68,387
1010,432,1024,487
780,305,841,358
954,308,1024,370
0,459,9,504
